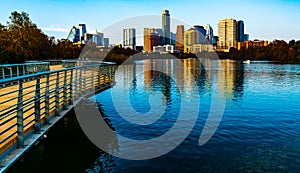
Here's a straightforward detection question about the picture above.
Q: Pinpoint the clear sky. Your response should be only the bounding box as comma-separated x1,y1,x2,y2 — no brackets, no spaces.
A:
1,0,300,45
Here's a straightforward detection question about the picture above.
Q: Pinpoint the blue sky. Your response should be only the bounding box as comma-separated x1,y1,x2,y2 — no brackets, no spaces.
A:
1,0,300,45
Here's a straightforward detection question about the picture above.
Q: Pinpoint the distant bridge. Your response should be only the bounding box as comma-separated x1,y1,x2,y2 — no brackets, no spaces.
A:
0,61,116,172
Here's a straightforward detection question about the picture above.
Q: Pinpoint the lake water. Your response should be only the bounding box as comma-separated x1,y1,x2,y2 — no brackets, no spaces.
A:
8,59,300,173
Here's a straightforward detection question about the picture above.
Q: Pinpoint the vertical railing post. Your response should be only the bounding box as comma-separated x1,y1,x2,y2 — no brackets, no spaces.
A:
79,68,83,97
34,76,41,133
97,66,101,88
55,72,60,116
63,70,68,109
17,79,24,148
69,69,73,105
103,66,106,85
74,68,78,101
83,68,87,94
17,66,20,77
9,67,13,78
45,74,50,124
2,67,5,79
91,68,95,91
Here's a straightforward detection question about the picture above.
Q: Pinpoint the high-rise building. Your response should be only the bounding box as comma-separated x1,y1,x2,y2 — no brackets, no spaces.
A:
79,24,87,42
184,28,199,53
123,28,136,50
92,31,104,46
218,18,237,51
205,24,214,45
162,10,170,45
67,26,80,43
104,38,109,47
194,25,207,43
237,20,244,42
144,28,161,52
171,32,176,45
244,34,249,41
176,25,184,52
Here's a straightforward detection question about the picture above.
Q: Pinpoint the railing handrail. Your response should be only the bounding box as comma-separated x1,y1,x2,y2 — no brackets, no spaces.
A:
0,62,116,84
0,62,50,67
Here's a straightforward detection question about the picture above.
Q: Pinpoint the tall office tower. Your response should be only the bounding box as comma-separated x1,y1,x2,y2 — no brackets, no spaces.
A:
218,18,237,51
162,10,170,45
79,24,87,42
184,28,199,53
194,25,207,43
205,24,214,45
144,28,160,52
171,32,176,45
176,25,184,52
104,38,109,47
123,28,136,50
93,31,104,46
236,20,244,42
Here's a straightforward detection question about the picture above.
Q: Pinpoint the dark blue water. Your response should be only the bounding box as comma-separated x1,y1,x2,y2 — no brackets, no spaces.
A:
91,59,300,172
7,59,300,173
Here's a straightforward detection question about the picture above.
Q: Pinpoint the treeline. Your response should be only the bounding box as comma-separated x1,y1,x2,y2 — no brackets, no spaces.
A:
0,11,82,64
218,40,300,62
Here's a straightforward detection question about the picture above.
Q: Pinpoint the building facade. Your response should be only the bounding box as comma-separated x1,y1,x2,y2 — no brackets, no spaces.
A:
194,25,207,43
237,20,244,42
184,28,199,53
104,38,109,47
162,10,170,45
144,28,161,52
218,18,237,52
237,40,270,50
205,24,214,45
175,25,184,52
123,28,136,50
79,24,87,42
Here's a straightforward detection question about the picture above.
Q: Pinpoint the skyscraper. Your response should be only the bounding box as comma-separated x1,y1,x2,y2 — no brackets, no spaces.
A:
176,25,184,52
123,28,136,50
104,38,109,47
194,25,207,43
144,28,161,52
162,10,170,45
184,28,199,53
79,24,87,42
205,24,214,45
218,18,237,51
237,20,244,42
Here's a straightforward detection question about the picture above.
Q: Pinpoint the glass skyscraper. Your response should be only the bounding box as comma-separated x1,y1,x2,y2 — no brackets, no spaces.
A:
162,10,170,45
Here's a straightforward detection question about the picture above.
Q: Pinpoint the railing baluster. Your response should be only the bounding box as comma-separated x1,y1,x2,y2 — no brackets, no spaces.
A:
63,70,68,109
80,68,83,97
45,74,50,124
34,76,41,133
17,79,24,148
69,69,73,105
55,72,60,116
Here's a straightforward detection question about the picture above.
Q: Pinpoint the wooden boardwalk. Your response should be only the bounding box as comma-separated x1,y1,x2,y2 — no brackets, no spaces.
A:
0,63,116,172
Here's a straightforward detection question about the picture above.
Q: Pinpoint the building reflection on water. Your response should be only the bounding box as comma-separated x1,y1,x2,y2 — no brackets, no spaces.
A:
142,58,244,101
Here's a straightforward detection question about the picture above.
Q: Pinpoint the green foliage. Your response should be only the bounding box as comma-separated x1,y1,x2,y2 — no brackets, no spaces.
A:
0,11,82,64
218,39,300,63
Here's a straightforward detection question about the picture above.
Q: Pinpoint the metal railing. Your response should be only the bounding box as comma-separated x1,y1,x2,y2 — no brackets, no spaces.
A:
0,63,116,160
0,62,50,80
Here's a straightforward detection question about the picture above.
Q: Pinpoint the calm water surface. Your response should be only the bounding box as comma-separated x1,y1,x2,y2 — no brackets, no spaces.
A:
8,59,300,173
94,59,300,172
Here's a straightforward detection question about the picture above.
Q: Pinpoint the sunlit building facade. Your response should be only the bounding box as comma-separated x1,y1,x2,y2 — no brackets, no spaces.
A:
218,18,237,52
175,25,184,52
144,28,161,52
123,28,136,50
184,28,199,53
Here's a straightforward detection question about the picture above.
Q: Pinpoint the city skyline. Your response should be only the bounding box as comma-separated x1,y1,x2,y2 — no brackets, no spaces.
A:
1,0,299,42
